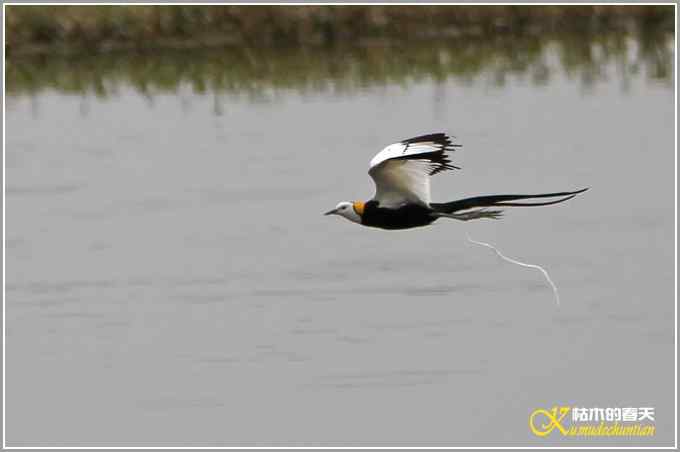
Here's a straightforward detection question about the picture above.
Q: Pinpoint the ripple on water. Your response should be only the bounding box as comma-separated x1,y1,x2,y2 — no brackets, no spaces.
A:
307,368,487,390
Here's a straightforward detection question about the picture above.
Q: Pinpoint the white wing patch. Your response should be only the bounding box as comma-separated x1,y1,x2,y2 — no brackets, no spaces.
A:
370,158,432,207
369,142,437,168
368,134,460,208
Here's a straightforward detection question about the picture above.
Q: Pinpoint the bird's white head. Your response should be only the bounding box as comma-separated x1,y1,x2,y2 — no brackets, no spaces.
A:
324,201,364,224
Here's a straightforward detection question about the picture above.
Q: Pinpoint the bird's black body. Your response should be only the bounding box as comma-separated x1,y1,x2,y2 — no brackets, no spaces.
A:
359,188,589,230
360,201,436,230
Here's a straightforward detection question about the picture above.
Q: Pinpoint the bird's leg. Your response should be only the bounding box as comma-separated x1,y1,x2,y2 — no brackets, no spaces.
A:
438,209,504,221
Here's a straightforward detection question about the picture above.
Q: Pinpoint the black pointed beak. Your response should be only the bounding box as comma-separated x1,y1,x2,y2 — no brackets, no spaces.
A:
324,208,338,216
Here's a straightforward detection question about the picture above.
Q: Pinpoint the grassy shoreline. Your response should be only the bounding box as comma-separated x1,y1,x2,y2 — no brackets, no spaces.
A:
5,5,674,57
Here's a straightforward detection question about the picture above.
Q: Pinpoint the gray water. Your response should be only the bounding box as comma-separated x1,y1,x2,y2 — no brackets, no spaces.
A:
5,37,676,447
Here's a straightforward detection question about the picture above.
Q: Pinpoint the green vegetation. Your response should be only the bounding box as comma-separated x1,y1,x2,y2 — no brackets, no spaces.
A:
5,6,674,97
5,5,674,55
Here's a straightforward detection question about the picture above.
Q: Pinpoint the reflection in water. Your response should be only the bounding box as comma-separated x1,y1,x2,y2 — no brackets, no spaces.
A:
6,30,674,101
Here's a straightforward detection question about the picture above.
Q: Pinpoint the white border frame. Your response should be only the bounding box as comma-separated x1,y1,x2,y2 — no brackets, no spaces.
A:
1,2,677,449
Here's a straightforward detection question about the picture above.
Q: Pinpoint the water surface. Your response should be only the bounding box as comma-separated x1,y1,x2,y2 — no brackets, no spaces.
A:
5,33,675,446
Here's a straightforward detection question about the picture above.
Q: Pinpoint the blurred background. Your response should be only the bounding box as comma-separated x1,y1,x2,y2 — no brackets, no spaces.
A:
5,5,676,448
5,5,675,97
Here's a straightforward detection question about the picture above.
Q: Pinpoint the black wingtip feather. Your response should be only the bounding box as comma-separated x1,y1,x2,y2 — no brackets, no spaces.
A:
401,133,453,146
397,133,461,176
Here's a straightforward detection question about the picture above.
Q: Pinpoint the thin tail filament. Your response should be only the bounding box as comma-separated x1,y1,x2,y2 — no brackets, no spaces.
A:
466,233,561,306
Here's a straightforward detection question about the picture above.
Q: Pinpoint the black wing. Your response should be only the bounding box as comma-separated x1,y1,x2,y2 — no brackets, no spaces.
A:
392,133,462,176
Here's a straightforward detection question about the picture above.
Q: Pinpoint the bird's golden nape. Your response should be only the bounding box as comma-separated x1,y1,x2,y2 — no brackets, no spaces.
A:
324,133,588,230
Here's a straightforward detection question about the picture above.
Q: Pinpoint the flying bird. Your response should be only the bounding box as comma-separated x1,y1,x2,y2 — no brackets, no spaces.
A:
324,133,587,230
